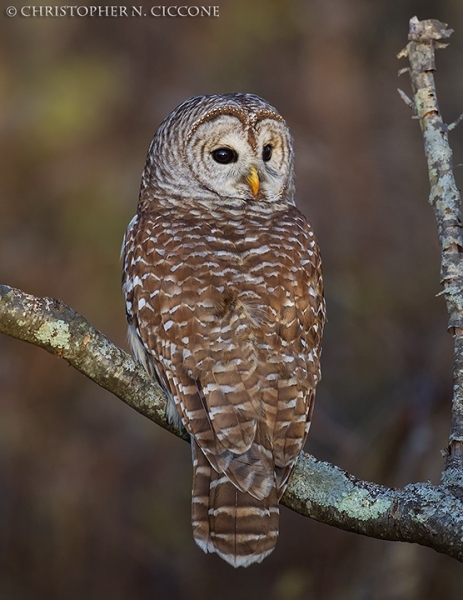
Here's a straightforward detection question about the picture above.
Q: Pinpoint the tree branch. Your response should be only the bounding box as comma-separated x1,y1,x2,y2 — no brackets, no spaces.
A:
2,15,463,564
2,283,463,561
0,284,188,441
398,16,463,476
286,455,463,562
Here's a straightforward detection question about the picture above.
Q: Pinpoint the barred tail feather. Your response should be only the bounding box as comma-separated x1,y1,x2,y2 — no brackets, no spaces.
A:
191,441,279,568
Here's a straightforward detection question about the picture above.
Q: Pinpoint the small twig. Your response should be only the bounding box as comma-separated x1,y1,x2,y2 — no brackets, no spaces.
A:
400,17,463,477
448,112,463,131
397,88,415,111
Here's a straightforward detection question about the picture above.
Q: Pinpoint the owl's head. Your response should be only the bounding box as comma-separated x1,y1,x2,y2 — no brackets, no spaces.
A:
141,94,295,205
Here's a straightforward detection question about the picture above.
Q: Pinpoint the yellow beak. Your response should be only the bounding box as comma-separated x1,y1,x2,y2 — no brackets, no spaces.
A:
246,166,260,197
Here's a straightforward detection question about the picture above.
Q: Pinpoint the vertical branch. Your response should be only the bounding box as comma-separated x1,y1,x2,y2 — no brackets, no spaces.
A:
399,17,463,476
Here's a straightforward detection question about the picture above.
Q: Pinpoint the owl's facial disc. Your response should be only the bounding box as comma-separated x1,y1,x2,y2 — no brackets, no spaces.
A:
185,114,292,202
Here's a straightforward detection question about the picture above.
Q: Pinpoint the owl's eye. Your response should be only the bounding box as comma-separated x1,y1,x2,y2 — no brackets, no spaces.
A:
211,147,238,164
262,144,272,162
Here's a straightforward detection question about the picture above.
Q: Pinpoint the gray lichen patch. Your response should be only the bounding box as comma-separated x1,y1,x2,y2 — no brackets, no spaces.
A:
35,320,71,350
287,458,392,522
337,488,392,521
100,346,114,360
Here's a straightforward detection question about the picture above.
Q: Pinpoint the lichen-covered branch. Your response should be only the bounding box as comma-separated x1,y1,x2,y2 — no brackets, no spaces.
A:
0,284,188,441
286,454,463,562
2,283,463,562
398,17,463,475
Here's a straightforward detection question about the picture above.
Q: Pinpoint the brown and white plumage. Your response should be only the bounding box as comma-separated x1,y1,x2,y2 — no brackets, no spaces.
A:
122,93,325,567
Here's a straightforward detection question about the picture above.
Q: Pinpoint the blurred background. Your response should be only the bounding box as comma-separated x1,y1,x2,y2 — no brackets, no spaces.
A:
1,0,463,598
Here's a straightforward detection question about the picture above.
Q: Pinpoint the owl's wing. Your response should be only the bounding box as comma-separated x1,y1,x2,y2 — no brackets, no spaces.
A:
123,210,276,500
123,207,325,501
264,208,325,495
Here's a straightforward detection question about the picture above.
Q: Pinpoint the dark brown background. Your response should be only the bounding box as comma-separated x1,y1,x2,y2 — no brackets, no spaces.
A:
1,1,463,598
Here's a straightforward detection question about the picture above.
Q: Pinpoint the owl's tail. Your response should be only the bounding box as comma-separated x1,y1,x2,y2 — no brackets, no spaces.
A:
191,441,279,568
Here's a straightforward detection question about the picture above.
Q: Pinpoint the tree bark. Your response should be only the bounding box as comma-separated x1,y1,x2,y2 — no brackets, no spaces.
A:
398,16,463,477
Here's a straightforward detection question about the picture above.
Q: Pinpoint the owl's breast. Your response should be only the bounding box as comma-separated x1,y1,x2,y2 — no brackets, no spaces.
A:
127,203,322,349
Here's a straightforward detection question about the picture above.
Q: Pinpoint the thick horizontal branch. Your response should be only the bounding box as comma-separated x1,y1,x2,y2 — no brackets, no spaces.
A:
286,454,463,561
1,284,463,561
0,284,188,441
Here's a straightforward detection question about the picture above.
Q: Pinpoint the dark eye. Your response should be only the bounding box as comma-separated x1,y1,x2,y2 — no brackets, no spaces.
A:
211,147,238,164
262,144,272,162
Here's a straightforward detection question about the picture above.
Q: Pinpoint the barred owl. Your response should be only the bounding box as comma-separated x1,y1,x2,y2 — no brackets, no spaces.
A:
122,93,325,567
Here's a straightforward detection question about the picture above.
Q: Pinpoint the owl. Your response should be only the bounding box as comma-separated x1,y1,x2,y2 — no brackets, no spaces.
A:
122,93,325,567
